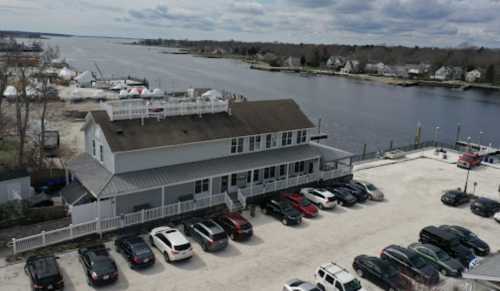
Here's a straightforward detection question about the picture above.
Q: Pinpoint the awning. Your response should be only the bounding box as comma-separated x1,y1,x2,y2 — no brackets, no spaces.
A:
463,253,500,282
100,144,322,197
66,154,112,197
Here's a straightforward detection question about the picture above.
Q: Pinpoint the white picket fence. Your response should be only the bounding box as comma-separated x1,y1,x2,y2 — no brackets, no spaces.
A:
11,193,227,254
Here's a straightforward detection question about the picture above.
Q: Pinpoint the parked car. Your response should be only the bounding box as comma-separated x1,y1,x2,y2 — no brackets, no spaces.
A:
380,245,440,286
495,212,500,223
283,279,321,291
300,188,337,210
149,227,193,262
260,199,302,226
352,255,409,291
214,212,253,241
328,187,357,207
114,235,155,269
314,262,366,291
24,255,64,291
439,225,490,256
470,197,500,217
352,180,384,201
78,245,118,287
457,152,481,169
408,243,464,277
440,190,470,206
419,226,477,268
332,183,369,203
183,219,228,252
283,193,319,218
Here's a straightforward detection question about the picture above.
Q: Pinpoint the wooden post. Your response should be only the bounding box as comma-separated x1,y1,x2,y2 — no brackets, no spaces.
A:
12,238,16,255
389,140,393,150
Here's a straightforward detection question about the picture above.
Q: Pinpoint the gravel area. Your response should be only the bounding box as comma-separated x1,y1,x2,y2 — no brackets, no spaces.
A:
1,156,499,291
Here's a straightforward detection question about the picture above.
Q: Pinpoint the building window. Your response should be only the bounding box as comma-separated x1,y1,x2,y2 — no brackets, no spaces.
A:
92,140,96,157
266,134,272,149
308,162,314,174
279,164,286,176
297,130,307,144
249,136,261,152
231,138,244,154
270,167,275,178
253,169,260,181
264,167,276,179
281,131,293,146
99,145,104,162
294,162,299,173
231,174,237,186
299,161,305,173
195,179,210,193
247,171,252,183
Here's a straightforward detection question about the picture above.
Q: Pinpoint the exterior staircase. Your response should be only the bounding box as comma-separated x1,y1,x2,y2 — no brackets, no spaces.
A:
227,191,245,212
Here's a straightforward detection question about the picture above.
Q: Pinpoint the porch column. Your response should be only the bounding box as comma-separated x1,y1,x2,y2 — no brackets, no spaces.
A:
161,186,165,217
250,170,254,195
209,177,213,195
286,162,290,187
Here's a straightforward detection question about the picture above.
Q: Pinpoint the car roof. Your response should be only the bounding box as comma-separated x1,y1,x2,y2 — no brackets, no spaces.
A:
157,227,189,244
422,226,459,241
476,197,499,204
385,245,415,257
410,242,441,253
225,212,249,225
313,189,334,196
319,263,355,283
27,256,59,278
198,220,224,233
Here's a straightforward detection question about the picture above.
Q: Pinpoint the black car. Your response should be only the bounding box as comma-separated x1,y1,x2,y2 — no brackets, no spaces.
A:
24,256,64,291
381,244,440,286
441,190,470,206
331,183,369,203
260,199,302,225
78,245,118,287
353,255,410,291
328,187,358,207
408,243,464,278
470,197,500,217
114,235,155,269
439,225,490,256
419,226,477,268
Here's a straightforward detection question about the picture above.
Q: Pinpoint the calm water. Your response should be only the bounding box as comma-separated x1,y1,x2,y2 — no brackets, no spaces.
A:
45,37,500,153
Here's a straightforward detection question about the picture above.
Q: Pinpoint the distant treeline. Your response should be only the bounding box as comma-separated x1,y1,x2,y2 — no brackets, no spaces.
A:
135,39,500,80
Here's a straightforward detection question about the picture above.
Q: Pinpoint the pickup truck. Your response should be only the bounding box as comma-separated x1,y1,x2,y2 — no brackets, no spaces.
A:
457,152,481,169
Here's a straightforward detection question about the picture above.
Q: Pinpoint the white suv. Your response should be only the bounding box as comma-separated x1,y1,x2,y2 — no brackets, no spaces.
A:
300,188,337,209
149,227,193,262
314,262,366,291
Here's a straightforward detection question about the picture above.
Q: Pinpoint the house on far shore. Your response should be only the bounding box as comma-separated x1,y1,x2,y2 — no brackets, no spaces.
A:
364,63,385,75
341,60,361,74
326,56,346,70
285,56,301,67
407,64,431,79
433,66,458,81
465,69,483,83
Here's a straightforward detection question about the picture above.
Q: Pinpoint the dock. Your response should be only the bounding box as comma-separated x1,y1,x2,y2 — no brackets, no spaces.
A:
455,140,500,156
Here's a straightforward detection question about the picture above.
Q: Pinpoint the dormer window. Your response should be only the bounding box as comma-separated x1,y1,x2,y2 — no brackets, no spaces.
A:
281,131,293,146
297,130,307,144
231,138,244,154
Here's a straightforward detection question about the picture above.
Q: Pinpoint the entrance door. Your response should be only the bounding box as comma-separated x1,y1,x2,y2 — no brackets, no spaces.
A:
221,176,228,193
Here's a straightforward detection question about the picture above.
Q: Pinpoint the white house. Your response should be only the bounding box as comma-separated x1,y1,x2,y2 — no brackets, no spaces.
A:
326,56,346,70
285,56,301,67
466,69,482,83
63,98,353,224
341,60,361,74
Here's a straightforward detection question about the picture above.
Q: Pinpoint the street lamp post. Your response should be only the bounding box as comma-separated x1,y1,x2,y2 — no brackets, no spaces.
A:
479,131,484,149
464,168,471,194
434,126,440,146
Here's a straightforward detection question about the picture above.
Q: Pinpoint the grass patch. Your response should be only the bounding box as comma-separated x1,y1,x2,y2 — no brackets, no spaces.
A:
0,139,18,167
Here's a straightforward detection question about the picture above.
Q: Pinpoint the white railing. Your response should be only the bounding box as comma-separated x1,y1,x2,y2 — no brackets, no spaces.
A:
101,99,230,121
237,189,247,209
224,192,234,211
11,193,227,254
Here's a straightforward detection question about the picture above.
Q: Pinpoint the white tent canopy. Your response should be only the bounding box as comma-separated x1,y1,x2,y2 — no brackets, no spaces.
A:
128,87,140,96
58,67,77,80
3,85,17,98
75,71,95,86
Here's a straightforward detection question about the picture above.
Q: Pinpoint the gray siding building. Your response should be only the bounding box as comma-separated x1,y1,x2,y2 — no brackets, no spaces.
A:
65,99,353,222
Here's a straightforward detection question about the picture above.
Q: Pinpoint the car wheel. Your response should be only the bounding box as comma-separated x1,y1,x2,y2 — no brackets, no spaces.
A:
440,268,448,276
230,233,236,241
282,218,288,225
388,288,395,291
202,242,208,251
149,235,154,245
319,203,325,210
356,268,364,278
164,252,171,263
317,283,325,291
338,201,343,206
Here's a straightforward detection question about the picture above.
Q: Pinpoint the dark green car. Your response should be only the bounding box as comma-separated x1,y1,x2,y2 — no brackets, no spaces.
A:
408,243,464,278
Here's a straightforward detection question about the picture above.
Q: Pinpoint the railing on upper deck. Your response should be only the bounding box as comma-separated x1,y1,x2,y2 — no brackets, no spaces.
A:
101,99,230,121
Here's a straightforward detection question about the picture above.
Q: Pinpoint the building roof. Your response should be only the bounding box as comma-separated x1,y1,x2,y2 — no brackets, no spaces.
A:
60,180,90,205
101,144,321,197
463,253,500,282
89,99,315,153
66,154,112,196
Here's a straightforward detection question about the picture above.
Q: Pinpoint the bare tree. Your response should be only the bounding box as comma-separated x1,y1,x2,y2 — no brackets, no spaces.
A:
15,66,32,167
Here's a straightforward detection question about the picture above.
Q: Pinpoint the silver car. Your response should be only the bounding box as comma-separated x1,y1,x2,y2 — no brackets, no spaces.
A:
283,279,320,291
353,180,384,201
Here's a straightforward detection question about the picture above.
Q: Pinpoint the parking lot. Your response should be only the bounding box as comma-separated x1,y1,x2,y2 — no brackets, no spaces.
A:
1,155,499,291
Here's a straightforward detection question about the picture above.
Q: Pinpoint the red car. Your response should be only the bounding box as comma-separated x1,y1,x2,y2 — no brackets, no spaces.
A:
214,212,253,241
282,193,318,218
458,152,481,169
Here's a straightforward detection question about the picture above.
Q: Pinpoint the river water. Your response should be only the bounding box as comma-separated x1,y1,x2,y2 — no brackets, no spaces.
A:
45,37,500,153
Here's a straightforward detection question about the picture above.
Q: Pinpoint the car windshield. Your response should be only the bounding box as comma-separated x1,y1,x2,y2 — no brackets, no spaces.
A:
301,198,312,207
344,279,362,291
409,255,428,268
212,232,227,241
92,258,115,273
366,183,377,191
435,249,451,260
174,242,191,251
131,244,152,256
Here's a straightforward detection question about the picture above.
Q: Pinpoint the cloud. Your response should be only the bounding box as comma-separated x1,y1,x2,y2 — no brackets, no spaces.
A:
78,1,124,13
334,0,374,14
288,0,335,8
383,0,452,20
230,1,265,15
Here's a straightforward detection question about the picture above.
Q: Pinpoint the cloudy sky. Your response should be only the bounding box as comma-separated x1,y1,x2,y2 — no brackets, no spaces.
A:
2,0,500,47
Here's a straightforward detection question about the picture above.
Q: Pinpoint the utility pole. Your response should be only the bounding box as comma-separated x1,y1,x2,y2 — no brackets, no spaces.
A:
464,168,471,194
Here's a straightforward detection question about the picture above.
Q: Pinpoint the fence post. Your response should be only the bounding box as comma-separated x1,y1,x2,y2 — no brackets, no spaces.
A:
95,217,102,239
42,231,46,247
178,201,181,214
12,238,16,255
69,224,73,240
141,209,145,223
